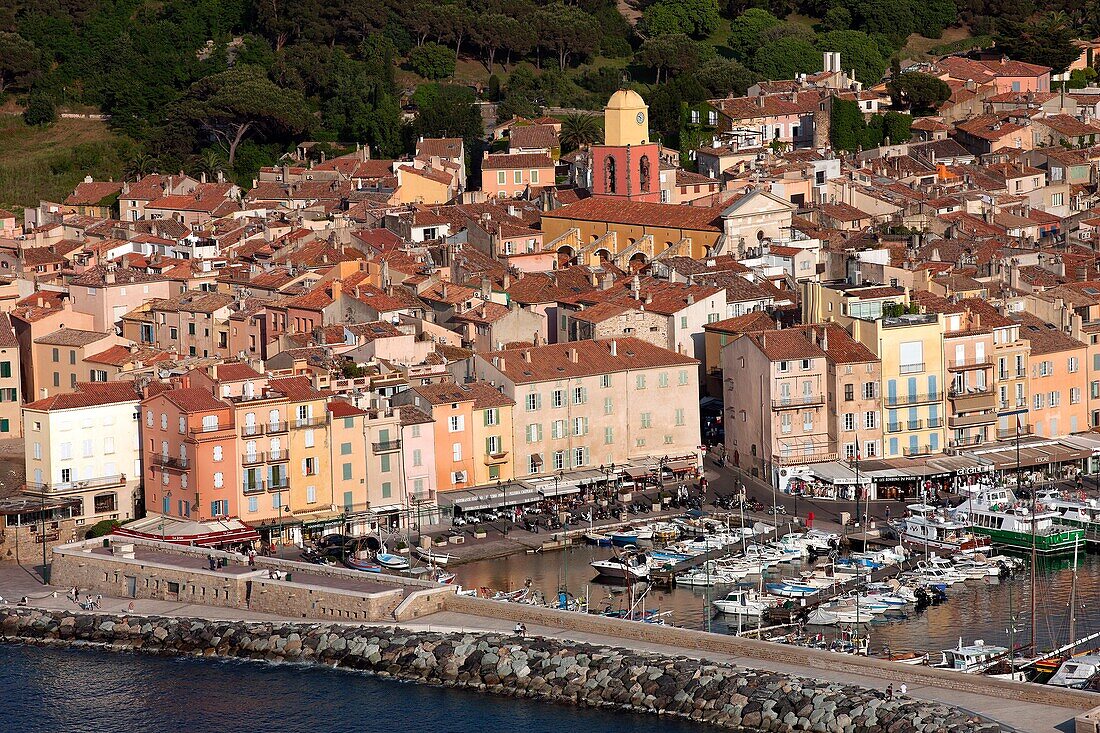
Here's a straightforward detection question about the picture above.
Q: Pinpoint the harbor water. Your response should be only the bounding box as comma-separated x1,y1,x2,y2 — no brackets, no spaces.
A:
1,644,706,733
453,543,1099,657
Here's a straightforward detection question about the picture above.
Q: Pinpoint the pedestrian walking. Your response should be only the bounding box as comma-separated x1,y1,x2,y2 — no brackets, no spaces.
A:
885,684,893,700
248,550,256,568
884,505,891,521
208,556,217,571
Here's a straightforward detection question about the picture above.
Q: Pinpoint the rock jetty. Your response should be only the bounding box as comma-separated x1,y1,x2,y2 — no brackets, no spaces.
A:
0,608,1001,733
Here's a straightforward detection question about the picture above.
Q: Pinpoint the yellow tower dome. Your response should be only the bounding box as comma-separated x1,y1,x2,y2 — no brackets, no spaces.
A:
604,89,649,147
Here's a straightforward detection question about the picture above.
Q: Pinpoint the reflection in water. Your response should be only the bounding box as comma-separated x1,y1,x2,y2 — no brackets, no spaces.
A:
2,645,706,733
454,545,1098,655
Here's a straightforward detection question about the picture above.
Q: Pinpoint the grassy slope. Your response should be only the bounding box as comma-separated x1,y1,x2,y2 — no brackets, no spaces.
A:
0,115,127,215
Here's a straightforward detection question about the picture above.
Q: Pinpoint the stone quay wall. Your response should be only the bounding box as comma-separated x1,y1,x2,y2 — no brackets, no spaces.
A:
0,607,1003,733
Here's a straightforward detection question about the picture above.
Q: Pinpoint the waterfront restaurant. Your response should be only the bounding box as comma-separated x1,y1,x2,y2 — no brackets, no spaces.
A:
960,438,1092,488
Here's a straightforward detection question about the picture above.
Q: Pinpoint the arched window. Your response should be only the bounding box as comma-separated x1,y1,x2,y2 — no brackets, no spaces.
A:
639,155,651,193
604,156,616,194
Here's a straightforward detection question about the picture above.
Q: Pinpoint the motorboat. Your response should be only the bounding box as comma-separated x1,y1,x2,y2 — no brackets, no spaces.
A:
413,547,453,567
344,556,382,572
782,530,839,555
585,532,612,547
934,639,1009,673
903,560,965,586
610,526,654,546
900,504,992,554
376,553,411,570
765,540,806,561
713,588,774,617
766,581,820,598
951,557,1001,579
885,651,929,666
677,566,747,587
806,602,871,625
648,522,681,542
591,552,650,581
1049,654,1100,688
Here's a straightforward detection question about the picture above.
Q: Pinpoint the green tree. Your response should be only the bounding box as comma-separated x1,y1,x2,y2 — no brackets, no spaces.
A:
470,13,510,72
322,53,402,156
728,9,781,63
413,83,483,144
559,112,603,151
822,6,852,31
696,57,755,97
538,4,599,71
887,72,951,112
636,34,706,83
996,12,1079,73
0,31,39,92
408,42,455,80
817,30,887,84
881,111,912,144
829,97,865,152
643,0,720,39
432,2,473,61
22,89,55,125
751,37,819,80
912,0,956,39
172,65,310,168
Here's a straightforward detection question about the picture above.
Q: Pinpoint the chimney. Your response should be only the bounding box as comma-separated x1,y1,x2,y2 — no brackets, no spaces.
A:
601,271,614,290
821,327,829,352
569,348,578,363
610,340,617,357
823,52,832,73
522,349,531,362
631,274,640,300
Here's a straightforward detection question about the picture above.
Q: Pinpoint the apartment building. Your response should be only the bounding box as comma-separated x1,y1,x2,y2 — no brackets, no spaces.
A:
465,339,700,476
1015,314,1088,438
32,328,124,398
816,324,883,464
399,405,438,525
68,265,174,332
394,382,515,491
326,399,409,533
0,314,21,437
122,290,235,358
24,382,143,530
943,312,997,450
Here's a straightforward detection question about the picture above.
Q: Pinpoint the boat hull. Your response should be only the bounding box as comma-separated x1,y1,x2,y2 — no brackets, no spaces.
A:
967,526,1084,555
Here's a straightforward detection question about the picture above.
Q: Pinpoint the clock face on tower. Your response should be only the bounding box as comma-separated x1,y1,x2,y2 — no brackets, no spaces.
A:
636,112,645,125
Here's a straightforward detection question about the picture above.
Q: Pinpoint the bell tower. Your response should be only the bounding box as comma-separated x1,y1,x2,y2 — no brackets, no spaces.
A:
590,89,663,203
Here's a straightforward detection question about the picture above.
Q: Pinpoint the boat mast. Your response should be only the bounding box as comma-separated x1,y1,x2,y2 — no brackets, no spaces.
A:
1069,532,1079,649
1026,419,1037,654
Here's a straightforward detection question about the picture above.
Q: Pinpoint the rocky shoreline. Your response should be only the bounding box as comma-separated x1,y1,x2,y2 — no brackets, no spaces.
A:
0,608,1002,733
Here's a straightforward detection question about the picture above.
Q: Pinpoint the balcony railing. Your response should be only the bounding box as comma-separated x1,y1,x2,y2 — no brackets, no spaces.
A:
927,418,944,428
774,451,838,466
268,449,288,462
949,385,993,398
151,455,190,470
886,422,902,433
372,439,402,453
947,356,992,371
903,444,933,457
267,421,288,434
268,478,289,491
885,392,940,407
292,417,325,429
242,452,265,466
906,419,923,430
26,474,127,493
242,481,266,495
949,434,985,448
771,394,825,409
997,425,1034,439
948,412,997,428
483,450,509,465
187,423,234,439
241,424,264,437
899,362,925,375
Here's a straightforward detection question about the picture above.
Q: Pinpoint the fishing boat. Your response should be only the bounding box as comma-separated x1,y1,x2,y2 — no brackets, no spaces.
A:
885,651,929,666
376,553,411,570
899,504,992,554
414,547,453,567
585,532,612,547
1048,654,1100,688
649,522,681,542
590,552,650,581
934,639,1009,673
953,487,1084,555
344,556,382,572
806,602,871,625
713,588,774,617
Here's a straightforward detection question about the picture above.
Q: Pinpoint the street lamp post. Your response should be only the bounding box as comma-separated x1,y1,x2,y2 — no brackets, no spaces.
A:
496,480,508,536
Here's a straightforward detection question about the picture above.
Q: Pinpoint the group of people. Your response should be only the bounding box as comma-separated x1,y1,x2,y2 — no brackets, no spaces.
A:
67,586,101,610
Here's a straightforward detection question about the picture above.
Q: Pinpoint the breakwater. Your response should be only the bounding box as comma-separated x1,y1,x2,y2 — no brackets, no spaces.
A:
0,608,1002,733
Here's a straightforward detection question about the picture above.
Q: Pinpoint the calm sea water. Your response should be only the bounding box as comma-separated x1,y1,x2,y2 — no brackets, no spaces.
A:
0,644,706,733
453,544,1097,656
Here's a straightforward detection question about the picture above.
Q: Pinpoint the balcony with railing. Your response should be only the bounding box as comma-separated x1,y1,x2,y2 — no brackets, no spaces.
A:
151,455,190,471
26,474,127,494
187,423,235,440
267,478,289,491
372,439,402,453
242,481,266,495
948,387,995,412
898,362,925,375
884,392,941,407
886,422,902,433
947,356,992,371
242,452,265,466
241,424,264,438
949,434,985,449
927,418,943,428
771,394,825,409
266,421,289,434
903,444,933,457
997,424,1034,440
906,419,923,430
291,417,325,429
774,451,838,466
483,450,510,465
948,412,997,428
268,449,288,462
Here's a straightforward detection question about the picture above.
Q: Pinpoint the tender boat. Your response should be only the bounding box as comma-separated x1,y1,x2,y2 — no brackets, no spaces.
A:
806,602,871,625
376,553,411,570
610,527,654,546
344,556,382,572
713,588,774,617
414,547,452,566
1049,654,1100,688
766,581,820,598
591,552,650,581
934,639,1009,673
585,532,613,547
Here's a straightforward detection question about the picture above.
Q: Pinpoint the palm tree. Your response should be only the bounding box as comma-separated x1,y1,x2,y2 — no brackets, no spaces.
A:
559,113,603,152
199,148,227,179
125,153,157,179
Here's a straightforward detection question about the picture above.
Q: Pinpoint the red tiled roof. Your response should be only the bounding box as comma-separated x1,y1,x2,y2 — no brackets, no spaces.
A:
327,400,367,417
547,197,723,232
411,381,515,409
25,381,141,411
482,153,554,170
268,375,326,401
484,338,696,384
64,181,123,206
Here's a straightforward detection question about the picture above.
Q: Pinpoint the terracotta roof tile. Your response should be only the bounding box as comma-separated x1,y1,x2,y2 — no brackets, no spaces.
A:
546,197,723,231
25,381,141,411
484,338,696,384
